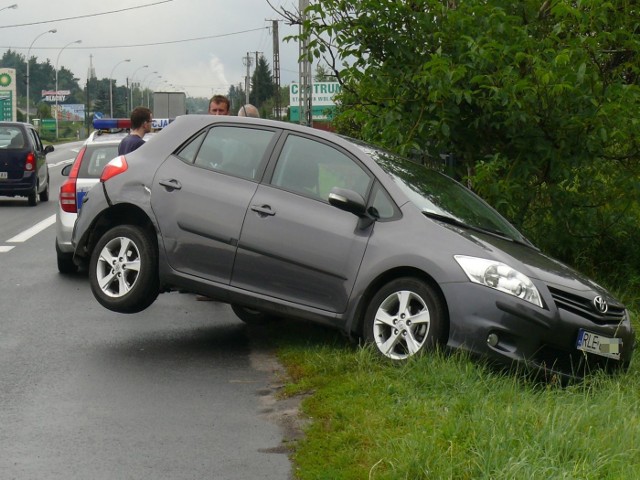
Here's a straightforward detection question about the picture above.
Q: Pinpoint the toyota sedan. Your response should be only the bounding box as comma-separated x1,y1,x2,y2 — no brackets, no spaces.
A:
71,115,635,380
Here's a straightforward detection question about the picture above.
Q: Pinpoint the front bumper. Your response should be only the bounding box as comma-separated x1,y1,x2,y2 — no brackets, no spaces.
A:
441,282,635,379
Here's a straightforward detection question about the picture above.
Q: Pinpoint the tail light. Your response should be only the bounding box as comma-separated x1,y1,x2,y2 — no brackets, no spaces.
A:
100,156,128,182
25,152,36,171
59,147,85,214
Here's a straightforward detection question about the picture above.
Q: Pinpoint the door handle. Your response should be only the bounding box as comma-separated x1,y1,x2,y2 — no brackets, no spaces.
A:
158,179,182,191
250,204,276,217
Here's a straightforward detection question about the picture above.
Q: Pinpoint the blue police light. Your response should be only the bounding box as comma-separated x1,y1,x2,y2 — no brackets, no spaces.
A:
93,118,131,130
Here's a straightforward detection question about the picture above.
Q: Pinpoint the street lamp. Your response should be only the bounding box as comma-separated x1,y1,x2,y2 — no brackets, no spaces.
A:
26,29,56,124
55,39,82,139
139,70,158,106
146,75,162,107
109,58,130,118
0,3,18,12
129,65,148,111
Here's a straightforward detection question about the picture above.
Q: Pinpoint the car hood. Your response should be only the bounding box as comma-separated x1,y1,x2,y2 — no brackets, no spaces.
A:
453,227,613,298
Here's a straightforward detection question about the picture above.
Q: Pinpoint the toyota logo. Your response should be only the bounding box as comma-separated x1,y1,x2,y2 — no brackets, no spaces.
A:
593,296,608,314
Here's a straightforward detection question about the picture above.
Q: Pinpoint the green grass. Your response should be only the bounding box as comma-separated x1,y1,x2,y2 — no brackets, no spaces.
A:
268,309,640,479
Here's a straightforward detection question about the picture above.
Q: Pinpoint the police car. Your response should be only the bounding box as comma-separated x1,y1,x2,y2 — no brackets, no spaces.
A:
55,118,162,273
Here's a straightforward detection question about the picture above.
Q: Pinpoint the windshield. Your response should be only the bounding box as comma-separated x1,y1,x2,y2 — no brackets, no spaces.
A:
352,142,527,243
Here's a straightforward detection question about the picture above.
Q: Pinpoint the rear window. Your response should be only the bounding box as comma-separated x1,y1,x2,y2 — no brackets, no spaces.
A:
0,126,26,149
78,144,120,178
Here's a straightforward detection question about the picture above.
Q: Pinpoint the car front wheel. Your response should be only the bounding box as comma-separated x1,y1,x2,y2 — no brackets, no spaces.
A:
364,277,446,360
89,225,159,313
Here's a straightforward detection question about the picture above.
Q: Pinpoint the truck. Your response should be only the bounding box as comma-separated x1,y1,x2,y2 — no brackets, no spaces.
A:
152,91,187,119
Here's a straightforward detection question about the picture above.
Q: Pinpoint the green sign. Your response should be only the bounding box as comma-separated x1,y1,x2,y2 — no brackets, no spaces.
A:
41,119,56,131
289,105,336,122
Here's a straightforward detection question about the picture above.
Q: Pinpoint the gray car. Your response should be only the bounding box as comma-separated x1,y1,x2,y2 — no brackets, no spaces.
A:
72,115,635,379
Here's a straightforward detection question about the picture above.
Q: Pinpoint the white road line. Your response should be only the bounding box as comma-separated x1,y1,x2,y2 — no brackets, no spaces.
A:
6,214,56,243
0,246,15,252
49,158,75,168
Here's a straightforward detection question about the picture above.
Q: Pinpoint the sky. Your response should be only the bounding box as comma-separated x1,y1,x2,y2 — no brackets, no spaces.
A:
0,0,303,99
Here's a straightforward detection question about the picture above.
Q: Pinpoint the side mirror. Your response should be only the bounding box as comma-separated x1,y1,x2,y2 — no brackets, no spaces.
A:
44,145,55,154
328,187,367,217
61,164,72,176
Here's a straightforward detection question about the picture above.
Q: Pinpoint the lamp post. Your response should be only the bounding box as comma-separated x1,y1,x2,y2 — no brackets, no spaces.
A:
145,75,162,108
129,65,148,111
26,29,56,124
109,58,130,118
139,70,157,106
55,39,81,139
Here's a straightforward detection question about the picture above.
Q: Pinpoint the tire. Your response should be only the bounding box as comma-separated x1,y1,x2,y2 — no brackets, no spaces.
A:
39,174,50,202
89,225,159,313
363,277,446,360
231,305,277,325
56,241,78,274
27,182,39,206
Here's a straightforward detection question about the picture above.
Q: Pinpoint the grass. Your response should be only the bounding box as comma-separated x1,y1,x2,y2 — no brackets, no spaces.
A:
266,306,640,479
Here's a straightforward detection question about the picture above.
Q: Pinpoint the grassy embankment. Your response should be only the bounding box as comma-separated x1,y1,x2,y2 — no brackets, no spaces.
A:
269,281,640,479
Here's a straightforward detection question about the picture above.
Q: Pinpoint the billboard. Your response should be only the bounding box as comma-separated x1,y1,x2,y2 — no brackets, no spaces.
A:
0,68,17,121
52,104,85,121
289,81,341,122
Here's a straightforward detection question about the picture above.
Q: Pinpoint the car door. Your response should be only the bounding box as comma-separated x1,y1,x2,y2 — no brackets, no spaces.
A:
151,125,279,284
27,127,47,187
231,133,375,313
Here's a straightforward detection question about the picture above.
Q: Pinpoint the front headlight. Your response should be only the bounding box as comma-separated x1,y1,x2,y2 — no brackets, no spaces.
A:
454,255,543,308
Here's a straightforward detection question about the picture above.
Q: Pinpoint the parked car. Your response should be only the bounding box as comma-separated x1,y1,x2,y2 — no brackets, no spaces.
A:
0,121,53,206
56,120,154,273
71,115,635,380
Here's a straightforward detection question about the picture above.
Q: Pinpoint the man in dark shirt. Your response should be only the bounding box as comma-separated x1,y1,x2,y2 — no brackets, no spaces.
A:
118,106,153,155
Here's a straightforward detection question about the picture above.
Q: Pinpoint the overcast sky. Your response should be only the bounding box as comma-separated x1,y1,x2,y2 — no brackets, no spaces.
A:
0,0,303,98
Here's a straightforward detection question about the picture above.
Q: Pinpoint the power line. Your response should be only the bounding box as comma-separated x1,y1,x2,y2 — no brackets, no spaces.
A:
1,27,270,51
0,0,174,29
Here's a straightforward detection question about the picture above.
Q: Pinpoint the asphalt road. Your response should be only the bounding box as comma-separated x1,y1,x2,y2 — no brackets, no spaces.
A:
0,142,294,479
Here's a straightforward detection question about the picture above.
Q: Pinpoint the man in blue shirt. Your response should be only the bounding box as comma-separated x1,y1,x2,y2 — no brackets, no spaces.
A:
118,107,153,155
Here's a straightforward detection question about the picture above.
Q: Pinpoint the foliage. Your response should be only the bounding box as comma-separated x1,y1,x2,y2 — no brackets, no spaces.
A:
250,55,276,109
290,0,640,277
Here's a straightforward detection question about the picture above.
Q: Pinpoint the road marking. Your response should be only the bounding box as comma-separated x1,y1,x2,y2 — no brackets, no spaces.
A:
6,214,56,243
49,158,75,168
0,246,15,252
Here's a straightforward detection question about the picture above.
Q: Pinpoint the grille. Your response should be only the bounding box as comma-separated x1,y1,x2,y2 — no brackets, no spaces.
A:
548,286,626,325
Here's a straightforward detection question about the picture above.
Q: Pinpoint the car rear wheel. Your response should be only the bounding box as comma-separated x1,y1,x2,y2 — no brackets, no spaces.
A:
364,277,446,360
56,241,78,274
39,175,50,202
89,225,159,313
231,305,277,324
27,183,39,206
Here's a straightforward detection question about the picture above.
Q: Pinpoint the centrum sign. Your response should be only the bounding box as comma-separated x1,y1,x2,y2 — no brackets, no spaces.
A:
290,81,341,122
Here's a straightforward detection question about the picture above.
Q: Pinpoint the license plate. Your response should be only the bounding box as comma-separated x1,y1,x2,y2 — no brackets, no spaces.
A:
0,171,7,180
576,329,621,360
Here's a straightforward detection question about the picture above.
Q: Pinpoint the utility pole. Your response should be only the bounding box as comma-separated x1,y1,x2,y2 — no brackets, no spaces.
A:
270,20,282,119
242,52,253,105
254,51,262,107
299,0,312,127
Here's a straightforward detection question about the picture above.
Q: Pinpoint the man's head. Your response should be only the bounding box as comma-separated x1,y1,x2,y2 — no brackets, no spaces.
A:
130,106,153,131
238,104,260,118
209,95,230,115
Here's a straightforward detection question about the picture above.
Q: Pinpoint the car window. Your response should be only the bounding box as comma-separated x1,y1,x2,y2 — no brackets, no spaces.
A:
271,135,372,202
27,128,42,151
79,145,120,178
0,127,25,149
190,126,275,181
176,131,206,164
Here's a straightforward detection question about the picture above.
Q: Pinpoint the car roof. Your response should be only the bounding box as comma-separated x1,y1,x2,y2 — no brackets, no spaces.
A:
85,130,156,145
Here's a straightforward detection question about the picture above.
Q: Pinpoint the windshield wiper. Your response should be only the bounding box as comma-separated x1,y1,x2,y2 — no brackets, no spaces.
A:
422,211,531,246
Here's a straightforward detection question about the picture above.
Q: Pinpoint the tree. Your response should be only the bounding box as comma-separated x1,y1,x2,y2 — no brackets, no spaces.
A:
250,55,275,109
285,0,640,277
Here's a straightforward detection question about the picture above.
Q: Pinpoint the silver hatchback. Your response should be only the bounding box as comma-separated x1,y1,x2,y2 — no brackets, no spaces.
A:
55,130,126,272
